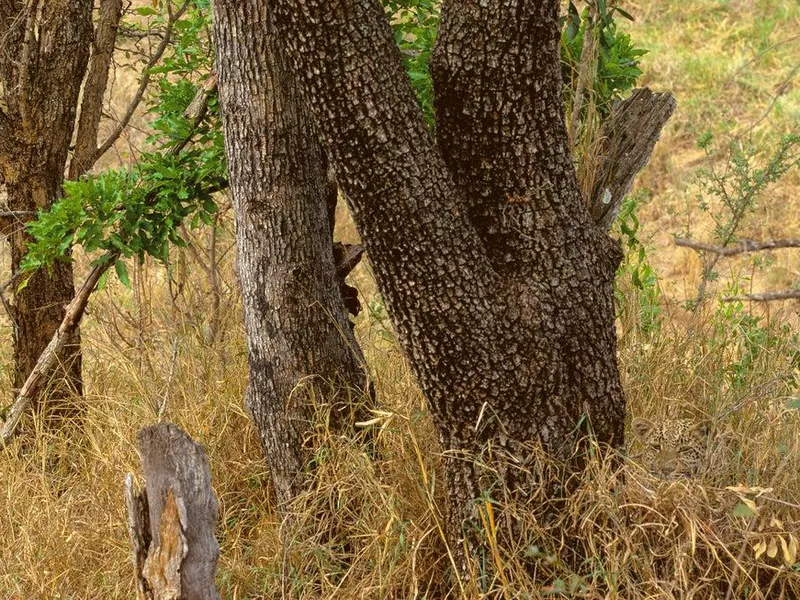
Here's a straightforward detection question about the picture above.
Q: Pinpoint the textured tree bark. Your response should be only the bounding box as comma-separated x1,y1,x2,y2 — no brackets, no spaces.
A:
586,87,676,230
268,0,631,557
69,0,124,180
213,0,371,508
0,0,93,419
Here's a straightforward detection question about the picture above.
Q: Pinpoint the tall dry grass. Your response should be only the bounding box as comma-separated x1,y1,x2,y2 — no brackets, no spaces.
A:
0,200,798,598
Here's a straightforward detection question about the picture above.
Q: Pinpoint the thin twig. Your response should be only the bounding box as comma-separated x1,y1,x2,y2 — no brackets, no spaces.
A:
94,0,190,161
568,5,596,147
736,60,800,140
723,33,800,87
0,210,38,218
676,237,800,256
722,290,800,302
157,336,179,419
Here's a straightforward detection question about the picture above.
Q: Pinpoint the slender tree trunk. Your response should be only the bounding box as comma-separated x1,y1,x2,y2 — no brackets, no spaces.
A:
0,0,93,419
213,0,371,508
269,0,625,553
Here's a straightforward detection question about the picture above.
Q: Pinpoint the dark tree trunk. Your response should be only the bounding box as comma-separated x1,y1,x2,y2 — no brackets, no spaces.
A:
268,0,626,552
213,1,371,507
0,0,93,417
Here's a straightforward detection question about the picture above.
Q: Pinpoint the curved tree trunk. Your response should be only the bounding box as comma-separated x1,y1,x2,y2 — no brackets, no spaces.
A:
269,0,626,553
0,0,93,420
213,0,371,508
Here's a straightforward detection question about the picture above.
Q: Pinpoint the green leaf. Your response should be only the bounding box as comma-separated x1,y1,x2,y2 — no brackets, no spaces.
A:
115,260,131,288
615,7,635,21
96,269,110,292
733,502,757,518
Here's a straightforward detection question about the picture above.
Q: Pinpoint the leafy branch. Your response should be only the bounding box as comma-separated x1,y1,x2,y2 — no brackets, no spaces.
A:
2,61,223,446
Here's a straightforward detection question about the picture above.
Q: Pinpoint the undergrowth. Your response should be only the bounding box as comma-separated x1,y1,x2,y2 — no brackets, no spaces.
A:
1,203,799,598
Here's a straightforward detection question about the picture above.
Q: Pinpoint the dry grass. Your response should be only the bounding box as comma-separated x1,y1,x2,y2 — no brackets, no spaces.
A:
2,0,800,597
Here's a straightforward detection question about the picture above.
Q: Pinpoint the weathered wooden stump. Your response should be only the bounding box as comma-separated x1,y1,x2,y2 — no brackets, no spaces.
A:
125,423,220,600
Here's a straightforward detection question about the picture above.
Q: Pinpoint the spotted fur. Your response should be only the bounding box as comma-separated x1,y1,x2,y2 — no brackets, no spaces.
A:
631,417,711,476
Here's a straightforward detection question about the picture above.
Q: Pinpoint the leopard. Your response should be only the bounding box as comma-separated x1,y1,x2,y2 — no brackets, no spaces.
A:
630,417,711,477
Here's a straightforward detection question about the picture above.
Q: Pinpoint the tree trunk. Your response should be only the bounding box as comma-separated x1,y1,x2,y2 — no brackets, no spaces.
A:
0,0,93,419
269,0,626,553
213,0,371,508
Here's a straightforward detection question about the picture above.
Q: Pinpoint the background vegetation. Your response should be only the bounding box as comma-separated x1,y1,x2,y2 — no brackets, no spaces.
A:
1,0,799,597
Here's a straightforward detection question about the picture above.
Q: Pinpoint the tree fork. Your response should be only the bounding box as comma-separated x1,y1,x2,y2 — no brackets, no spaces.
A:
266,0,670,572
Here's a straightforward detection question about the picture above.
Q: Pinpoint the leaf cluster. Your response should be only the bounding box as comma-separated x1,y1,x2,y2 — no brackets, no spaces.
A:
22,0,224,286
383,0,439,127
561,0,647,119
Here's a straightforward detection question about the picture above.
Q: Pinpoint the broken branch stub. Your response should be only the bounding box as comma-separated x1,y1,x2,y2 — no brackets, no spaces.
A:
588,87,676,231
126,423,220,600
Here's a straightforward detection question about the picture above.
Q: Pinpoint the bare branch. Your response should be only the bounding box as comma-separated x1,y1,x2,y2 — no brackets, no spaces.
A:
1,260,107,446
0,210,37,218
722,290,800,302
69,0,124,178
183,73,217,120
588,87,676,231
675,237,800,256
117,22,166,40
94,0,190,161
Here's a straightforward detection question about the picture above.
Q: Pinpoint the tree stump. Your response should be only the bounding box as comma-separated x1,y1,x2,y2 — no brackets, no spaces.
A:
125,423,220,600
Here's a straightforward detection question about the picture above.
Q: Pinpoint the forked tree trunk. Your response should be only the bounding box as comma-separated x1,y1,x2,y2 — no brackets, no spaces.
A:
0,0,93,418
268,0,625,550
213,1,371,507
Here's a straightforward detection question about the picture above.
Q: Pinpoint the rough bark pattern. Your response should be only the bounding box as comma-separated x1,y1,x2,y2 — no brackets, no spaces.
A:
587,87,676,230
428,0,625,454
0,0,92,413
269,0,634,550
125,473,153,600
133,423,220,600
69,0,124,179
213,0,371,507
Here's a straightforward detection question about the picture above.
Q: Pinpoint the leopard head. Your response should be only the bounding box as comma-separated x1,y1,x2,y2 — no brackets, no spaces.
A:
631,417,711,476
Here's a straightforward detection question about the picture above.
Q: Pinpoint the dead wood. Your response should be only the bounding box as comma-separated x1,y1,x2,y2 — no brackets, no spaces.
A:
588,87,676,231
126,423,220,600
